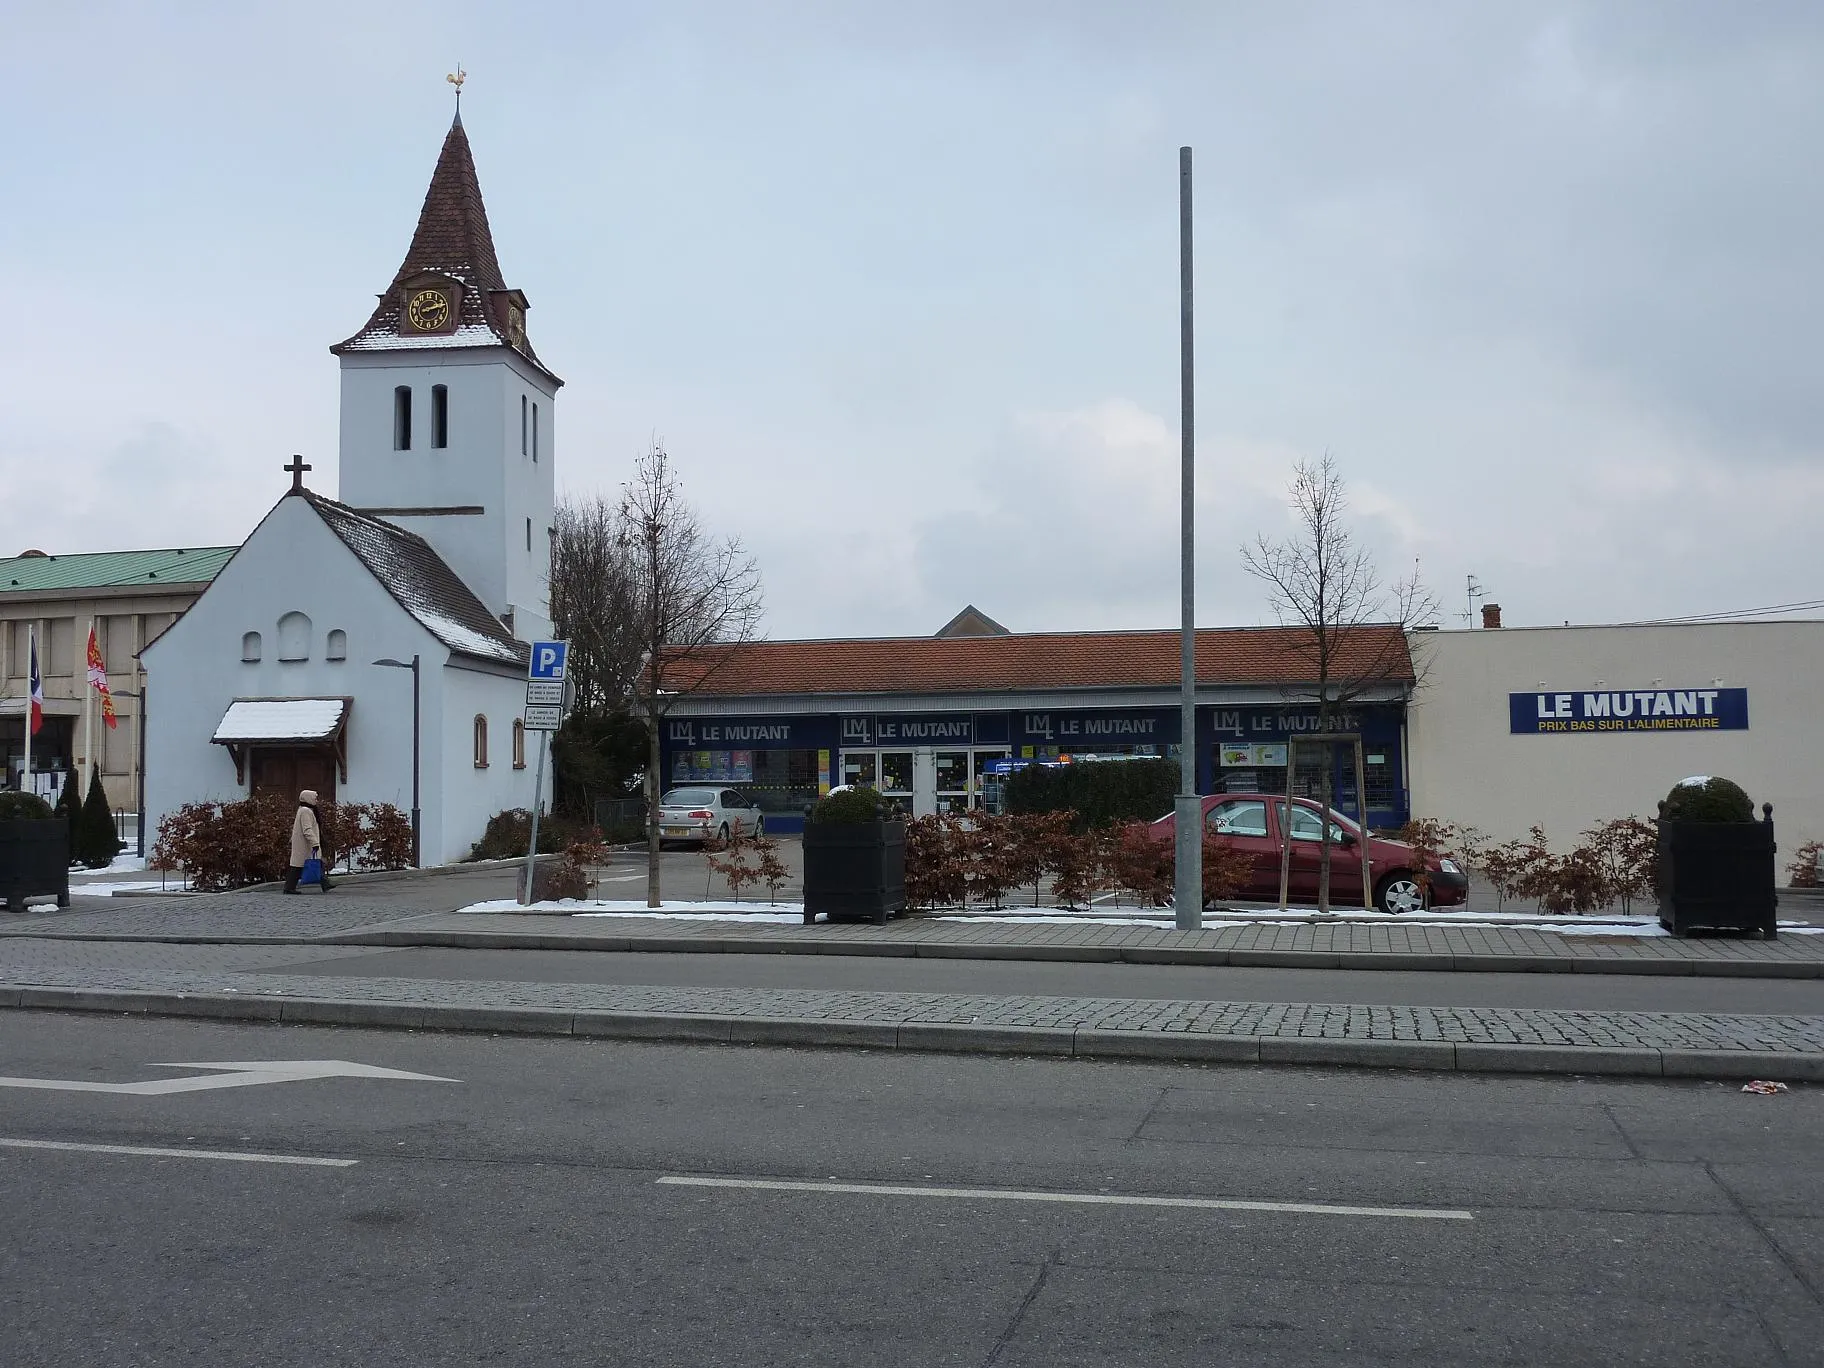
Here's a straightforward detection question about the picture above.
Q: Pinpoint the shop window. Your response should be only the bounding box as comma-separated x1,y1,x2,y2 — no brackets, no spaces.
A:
512,719,526,769
431,385,448,448
394,386,412,450
277,612,311,662
325,629,347,662
1364,753,1396,808
241,631,262,663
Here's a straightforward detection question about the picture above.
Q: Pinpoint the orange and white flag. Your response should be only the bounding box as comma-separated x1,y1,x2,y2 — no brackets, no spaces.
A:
86,627,118,730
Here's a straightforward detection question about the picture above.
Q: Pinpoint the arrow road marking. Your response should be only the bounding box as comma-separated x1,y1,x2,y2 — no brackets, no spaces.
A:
0,1138,358,1167
0,1060,459,1095
658,1175,1474,1221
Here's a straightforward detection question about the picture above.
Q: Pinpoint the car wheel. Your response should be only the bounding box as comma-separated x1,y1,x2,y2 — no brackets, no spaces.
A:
718,823,730,844
1375,873,1427,915
753,815,764,837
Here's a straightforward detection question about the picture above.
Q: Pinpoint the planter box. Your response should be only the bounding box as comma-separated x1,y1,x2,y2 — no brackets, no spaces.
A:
1658,816,1777,938
803,819,906,925
0,818,71,913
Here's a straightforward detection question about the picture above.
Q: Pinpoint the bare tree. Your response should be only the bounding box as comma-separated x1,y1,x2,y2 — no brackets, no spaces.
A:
550,493,646,713
1241,455,1438,912
620,443,765,907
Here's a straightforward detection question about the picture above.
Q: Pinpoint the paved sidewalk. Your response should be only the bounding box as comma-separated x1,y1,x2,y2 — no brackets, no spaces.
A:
2,935,1820,1082
7,892,1824,977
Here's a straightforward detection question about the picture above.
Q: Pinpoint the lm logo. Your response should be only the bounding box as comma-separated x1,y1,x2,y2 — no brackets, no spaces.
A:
1023,713,1054,742
668,721,696,745
840,717,874,745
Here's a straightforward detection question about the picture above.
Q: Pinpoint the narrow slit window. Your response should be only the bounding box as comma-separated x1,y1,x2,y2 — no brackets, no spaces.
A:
526,517,532,551
431,385,448,448
520,395,528,455
532,402,539,462
394,387,412,450
474,715,489,768
513,720,526,770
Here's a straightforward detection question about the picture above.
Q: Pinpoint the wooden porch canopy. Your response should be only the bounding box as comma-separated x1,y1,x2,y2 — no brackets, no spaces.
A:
210,697,351,785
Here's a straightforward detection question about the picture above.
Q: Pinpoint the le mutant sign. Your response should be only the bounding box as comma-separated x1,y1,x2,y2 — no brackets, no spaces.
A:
1510,687,1748,735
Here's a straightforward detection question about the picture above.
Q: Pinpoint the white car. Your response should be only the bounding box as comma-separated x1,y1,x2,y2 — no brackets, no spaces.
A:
657,786,766,847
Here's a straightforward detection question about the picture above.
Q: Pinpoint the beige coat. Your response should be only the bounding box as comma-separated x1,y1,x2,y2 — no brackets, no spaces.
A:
289,792,322,867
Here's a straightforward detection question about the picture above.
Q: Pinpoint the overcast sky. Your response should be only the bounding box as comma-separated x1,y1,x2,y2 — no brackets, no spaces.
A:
3,2,1820,639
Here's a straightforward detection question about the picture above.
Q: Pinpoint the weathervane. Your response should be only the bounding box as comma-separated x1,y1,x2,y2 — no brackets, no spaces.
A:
447,64,466,115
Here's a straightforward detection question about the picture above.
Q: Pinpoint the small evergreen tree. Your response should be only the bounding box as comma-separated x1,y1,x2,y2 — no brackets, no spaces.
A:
77,768,121,868
53,762,80,822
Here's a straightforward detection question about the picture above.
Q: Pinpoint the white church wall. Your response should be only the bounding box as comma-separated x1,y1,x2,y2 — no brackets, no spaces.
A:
142,496,443,853
435,661,544,864
337,348,557,637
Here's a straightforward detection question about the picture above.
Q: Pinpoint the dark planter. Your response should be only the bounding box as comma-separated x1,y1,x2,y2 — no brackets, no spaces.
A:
1,818,72,913
1657,810,1777,938
803,819,906,925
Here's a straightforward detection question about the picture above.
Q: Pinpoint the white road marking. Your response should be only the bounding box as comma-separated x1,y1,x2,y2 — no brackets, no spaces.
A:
0,1137,357,1167
0,1060,459,1096
657,1175,1474,1221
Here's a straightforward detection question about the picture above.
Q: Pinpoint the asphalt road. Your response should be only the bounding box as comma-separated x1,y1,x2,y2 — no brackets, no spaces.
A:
268,945,1824,1014
4,1012,1821,1366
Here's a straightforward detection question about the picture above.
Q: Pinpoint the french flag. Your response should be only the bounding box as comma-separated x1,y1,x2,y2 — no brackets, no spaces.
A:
28,632,43,735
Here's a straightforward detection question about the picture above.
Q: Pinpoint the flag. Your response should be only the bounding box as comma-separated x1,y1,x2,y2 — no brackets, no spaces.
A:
86,626,118,730
28,632,43,735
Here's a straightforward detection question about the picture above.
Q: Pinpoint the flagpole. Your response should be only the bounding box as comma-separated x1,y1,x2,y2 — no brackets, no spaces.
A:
22,624,33,798
83,617,95,798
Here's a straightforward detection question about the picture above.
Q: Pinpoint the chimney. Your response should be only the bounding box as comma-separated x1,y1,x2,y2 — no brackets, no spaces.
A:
1481,603,1503,629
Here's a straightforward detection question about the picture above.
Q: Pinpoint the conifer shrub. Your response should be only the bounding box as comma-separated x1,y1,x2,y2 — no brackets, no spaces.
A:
76,769,122,868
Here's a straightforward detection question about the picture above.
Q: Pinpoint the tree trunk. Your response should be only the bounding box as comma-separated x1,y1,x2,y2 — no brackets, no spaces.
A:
1316,693,1334,914
646,701,662,909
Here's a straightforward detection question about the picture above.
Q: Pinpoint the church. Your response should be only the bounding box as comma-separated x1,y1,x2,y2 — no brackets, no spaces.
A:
142,103,556,864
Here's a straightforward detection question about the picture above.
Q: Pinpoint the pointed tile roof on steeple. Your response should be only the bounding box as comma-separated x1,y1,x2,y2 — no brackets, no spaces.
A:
332,112,560,385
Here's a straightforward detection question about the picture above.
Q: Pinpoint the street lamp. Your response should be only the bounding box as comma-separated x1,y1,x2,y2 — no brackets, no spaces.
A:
372,656,421,867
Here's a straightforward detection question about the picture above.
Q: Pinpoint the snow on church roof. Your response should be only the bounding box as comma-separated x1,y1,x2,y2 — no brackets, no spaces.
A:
303,493,527,666
213,698,348,743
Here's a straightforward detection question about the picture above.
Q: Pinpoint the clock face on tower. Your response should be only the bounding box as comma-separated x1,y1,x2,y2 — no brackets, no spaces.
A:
406,288,451,331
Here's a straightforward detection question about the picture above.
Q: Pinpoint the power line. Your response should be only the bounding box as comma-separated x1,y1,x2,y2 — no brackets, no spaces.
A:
1622,598,1824,626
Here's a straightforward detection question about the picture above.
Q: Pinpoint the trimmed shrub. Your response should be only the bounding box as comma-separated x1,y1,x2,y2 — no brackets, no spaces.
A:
76,769,122,868
809,787,889,824
152,794,414,890
1003,758,1177,830
1660,776,1755,824
469,807,591,860
0,791,54,820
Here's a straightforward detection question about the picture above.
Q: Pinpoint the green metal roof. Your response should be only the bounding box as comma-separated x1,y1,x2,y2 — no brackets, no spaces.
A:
0,545,237,594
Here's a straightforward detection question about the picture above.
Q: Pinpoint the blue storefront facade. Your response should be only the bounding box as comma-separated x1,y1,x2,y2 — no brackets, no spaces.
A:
660,691,1410,835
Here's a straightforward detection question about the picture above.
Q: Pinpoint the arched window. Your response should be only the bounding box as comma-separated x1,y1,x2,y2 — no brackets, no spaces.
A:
241,631,262,663
394,386,412,450
431,385,448,449
512,719,526,770
277,611,312,662
473,715,489,768
325,629,347,661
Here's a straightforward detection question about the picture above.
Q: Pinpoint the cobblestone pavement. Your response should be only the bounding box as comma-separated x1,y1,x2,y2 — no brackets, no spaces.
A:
3,936,1822,1056
9,883,1824,976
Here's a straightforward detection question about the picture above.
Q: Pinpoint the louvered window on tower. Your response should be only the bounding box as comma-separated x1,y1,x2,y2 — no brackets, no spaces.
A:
394,387,412,450
431,385,448,448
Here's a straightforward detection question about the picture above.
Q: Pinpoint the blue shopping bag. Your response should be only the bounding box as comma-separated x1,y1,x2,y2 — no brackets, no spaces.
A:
299,856,323,887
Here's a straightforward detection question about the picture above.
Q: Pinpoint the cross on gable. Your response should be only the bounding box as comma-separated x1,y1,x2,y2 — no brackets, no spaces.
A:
285,454,312,493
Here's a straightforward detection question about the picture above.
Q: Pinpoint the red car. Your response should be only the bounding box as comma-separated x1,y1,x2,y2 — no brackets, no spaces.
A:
1150,794,1468,913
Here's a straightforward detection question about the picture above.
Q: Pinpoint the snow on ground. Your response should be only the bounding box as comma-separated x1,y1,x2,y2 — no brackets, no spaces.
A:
454,896,1822,937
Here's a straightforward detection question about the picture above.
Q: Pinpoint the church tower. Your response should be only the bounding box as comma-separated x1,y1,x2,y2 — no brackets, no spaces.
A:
331,102,562,642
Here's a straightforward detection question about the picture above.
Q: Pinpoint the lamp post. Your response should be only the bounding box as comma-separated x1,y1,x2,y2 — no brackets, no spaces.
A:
373,656,421,866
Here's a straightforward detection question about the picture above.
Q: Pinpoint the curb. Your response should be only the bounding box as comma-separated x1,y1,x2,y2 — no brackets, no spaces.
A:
320,928,1824,980
5,985,1820,1082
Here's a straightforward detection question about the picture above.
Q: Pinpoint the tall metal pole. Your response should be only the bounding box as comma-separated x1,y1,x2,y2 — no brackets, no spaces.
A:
522,729,549,905
1173,146,1203,932
409,654,422,868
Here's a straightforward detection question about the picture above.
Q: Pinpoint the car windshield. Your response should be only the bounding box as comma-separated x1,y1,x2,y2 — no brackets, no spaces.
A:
661,788,718,807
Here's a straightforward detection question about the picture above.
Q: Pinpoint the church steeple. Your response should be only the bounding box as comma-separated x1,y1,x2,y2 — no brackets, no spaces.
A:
331,109,557,384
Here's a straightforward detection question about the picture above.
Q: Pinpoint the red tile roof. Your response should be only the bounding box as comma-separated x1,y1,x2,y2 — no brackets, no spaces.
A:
660,624,1414,697
331,113,559,383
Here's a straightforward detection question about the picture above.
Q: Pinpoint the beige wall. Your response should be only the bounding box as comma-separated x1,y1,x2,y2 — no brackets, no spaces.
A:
1406,621,1824,854
2,592,199,812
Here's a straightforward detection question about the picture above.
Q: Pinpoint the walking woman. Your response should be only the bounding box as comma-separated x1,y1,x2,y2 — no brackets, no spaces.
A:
282,789,336,893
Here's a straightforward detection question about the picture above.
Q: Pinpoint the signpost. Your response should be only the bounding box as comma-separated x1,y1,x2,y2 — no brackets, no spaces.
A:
521,640,569,904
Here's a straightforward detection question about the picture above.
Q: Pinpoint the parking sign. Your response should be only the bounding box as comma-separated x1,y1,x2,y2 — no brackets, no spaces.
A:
528,640,568,681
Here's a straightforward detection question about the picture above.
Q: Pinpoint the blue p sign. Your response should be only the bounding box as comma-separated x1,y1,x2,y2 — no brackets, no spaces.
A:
529,640,569,681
